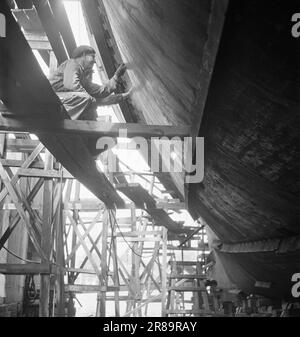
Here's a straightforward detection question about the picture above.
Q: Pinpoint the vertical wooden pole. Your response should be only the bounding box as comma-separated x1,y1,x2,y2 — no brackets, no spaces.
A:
130,203,137,316
70,181,79,284
0,196,9,304
97,209,108,317
0,134,7,304
144,275,152,316
135,219,147,317
55,171,66,317
39,151,53,317
161,227,168,317
110,210,120,317
197,261,209,312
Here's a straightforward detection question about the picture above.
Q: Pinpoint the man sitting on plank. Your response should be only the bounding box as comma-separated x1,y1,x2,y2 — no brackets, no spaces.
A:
49,45,131,121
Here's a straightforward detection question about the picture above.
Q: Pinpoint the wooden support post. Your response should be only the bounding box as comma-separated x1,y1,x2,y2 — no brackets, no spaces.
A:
0,133,6,157
135,220,147,316
0,194,10,303
197,261,209,313
39,150,53,317
144,274,152,316
63,180,72,280
161,227,168,317
96,209,108,317
129,203,138,316
69,181,78,286
109,210,120,317
54,173,66,317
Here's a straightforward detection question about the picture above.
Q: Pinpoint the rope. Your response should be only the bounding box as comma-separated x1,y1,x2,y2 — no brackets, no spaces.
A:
2,246,40,264
110,209,143,258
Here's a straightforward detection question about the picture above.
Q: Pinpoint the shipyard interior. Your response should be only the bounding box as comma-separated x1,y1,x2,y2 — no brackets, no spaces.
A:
0,0,299,317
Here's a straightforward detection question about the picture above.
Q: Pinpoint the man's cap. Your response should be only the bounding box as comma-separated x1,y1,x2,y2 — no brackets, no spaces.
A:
71,45,96,59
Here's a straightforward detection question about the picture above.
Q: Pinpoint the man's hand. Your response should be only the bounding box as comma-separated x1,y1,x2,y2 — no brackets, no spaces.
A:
121,87,133,100
114,63,127,79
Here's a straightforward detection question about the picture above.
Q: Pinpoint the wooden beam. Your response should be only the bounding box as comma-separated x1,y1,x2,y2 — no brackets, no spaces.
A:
4,139,42,153
0,116,191,139
80,0,115,78
27,40,52,51
81,0,138,123
14,0,32,9
32,0,68,63
23,31,52,50
0,263,51,275
169,261,204,266
97,209,109,317
0,159,45,169
217,235,300,254
167,244,209,251
168,274,206,280
17,168,73,179
161,227,168,316
65,284,125,293
66,267,97,275
156,201,186,210
110,209,120,317
192,0,228,137
54,177,66,317
116,183,183,233
48,0,77,57
168,286,206,292
39,151,53,317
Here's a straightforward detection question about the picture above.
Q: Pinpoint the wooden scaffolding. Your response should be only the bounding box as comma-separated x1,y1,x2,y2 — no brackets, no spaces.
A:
0,131,210,317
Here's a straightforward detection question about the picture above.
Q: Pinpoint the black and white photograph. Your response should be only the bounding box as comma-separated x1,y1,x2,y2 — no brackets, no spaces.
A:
0,0,299,323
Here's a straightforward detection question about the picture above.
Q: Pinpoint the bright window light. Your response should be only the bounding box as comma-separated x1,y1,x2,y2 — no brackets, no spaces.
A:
33,50,49,77
63,1,89,46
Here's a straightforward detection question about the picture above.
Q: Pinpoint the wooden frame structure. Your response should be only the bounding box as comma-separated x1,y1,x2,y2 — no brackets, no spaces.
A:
0,129,216,317
0,130,214,317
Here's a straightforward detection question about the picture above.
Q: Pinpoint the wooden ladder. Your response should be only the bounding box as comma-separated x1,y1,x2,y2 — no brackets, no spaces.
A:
164,260,217,317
